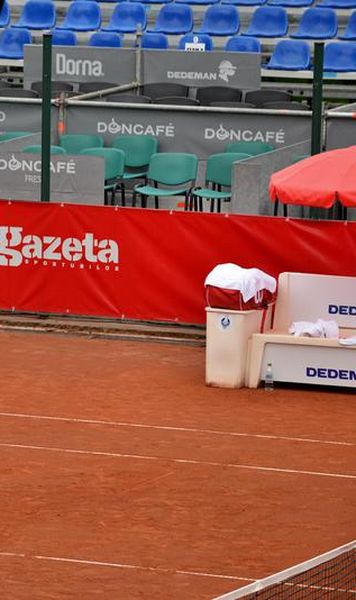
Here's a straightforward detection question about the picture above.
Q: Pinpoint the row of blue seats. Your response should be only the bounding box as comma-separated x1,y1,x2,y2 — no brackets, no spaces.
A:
0,24,355,70
2,2,356,38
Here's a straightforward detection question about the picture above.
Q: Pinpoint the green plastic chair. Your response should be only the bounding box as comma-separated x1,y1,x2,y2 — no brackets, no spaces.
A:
111,135,158,205
80,147,125,205
134,152,198,210
191,153,251,213
225,141,274,156
59,134,104,154
0,131,33,142
23,144,67,154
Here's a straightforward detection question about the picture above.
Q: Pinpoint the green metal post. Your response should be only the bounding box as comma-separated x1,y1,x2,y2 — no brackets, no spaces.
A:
311,42,324,156
41,32,52,202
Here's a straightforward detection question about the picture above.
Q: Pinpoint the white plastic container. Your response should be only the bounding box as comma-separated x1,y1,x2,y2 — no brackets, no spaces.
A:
206,307,264,388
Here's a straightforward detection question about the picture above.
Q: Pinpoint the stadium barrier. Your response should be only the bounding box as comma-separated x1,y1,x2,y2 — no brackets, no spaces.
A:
0,202,355,324
325,101,356,151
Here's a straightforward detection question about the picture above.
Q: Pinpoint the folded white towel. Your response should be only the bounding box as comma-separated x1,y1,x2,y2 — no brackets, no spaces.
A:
339,336,356,346
289,319,339,339
204,263,276,303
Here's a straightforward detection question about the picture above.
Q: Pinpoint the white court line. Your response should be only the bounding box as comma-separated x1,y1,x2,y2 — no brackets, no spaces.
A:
1,442,355,480
0,411,352,447
0,551,254,582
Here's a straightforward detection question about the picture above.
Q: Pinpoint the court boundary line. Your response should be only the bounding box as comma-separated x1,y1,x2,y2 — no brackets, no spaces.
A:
0,552,255,583
0,411,352,447
1,442,355,480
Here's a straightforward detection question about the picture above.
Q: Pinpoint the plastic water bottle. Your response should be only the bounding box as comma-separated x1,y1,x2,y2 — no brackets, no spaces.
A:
264,362,274,391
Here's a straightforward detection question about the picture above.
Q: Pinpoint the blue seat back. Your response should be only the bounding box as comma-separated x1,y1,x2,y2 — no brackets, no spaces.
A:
179,33,214,49
339,10,356,38
324,41,356,70
200,5,240,35
16,0,56,29
154,4,193,33
267,39,311,69
141,32,169,47
89,31,122,46
105,2,146,31
0,28,32,58
225,35,261,51
52,29,77,45
292,7,337,38
0,1,10,27
245,6,288,36
62,1,101,31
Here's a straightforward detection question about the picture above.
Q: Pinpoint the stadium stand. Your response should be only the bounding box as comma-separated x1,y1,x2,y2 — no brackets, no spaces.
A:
102,3,147,33
223,0,266,5
268,0,313,6
245,88,292,105
318,0,356,7
140,82,189,99
339,10,356,38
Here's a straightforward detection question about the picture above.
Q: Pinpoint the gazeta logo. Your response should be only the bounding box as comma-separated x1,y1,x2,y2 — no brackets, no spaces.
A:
0,226,119,272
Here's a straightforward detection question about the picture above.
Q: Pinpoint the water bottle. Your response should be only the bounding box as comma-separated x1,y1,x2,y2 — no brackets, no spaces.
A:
264,362,274,391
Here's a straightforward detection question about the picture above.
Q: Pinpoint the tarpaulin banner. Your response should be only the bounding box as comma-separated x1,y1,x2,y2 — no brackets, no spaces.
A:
0,201,355,324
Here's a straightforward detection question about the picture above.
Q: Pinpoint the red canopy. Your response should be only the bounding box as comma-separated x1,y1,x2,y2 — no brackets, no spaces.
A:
269,146,356,208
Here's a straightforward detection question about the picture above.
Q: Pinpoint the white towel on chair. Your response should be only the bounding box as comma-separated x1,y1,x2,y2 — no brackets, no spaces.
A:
289,319,339,338
339,336,356,346
204,263,276,303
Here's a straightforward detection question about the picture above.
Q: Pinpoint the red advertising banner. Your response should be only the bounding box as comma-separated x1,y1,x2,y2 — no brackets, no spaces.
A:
0,201,355,324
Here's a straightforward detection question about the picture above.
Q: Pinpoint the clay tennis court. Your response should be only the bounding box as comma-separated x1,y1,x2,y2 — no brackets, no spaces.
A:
0,330,355,600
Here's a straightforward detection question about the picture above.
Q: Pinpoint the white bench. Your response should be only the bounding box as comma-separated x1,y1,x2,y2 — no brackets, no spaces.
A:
246,273,356,389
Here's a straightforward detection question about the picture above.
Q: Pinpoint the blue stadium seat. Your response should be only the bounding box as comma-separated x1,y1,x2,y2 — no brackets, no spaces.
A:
0,28,32,59
89,31,122,46
152,4,193,34
223,0,266,6
52,29,77,45
141,32,169,47
198,6,240,35
131,0,171,4
176,0,218,5
103,3,146,33
265,39,311,69
242,6,288,37
225,35,261,51
268,0,312,6
317,0,356,7
323,41,356,70
0,1,10,28
339,11,356,39
13,0,56,30
179,33,214,49
291,8,337,39
57,1,101,31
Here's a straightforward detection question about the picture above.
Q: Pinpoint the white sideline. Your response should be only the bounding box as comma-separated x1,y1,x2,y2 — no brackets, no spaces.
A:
1,442,355,480
0,552,255,582
0,411,353,447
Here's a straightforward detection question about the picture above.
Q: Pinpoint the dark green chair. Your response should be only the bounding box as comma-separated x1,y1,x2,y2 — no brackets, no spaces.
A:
80,147,125,205
111,135,158,205
191,152,251,213
225,141,274,156
0,131,33,142
23,144,67,154
59,133,104,154
133,152,198,209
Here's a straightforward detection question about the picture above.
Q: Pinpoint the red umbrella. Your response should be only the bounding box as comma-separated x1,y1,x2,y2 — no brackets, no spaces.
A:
269,146,356,209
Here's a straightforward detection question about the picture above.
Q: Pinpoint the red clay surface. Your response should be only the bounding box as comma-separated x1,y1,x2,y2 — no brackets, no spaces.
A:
0,330,355,600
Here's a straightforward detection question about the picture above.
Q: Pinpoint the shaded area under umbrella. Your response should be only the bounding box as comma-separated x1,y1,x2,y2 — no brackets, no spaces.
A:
269,146,356,218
